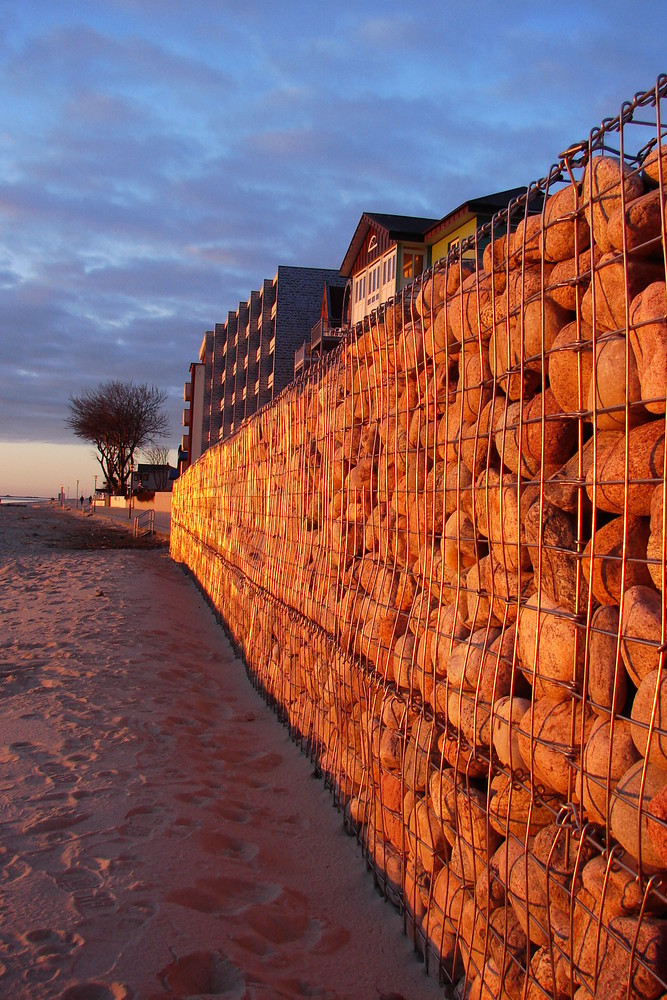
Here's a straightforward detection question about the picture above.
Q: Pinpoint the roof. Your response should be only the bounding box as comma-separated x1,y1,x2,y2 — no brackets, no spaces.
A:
340,212,438,277
424,187,532,243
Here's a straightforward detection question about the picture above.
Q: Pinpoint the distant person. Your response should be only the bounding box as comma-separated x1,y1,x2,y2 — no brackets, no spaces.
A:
88,495,92,505
80,495,84,509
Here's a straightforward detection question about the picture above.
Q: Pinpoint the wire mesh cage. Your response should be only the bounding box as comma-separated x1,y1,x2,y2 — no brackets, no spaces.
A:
171,75,667,999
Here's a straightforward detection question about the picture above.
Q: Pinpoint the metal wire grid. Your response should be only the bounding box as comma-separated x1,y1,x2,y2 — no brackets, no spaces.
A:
170,76,667,999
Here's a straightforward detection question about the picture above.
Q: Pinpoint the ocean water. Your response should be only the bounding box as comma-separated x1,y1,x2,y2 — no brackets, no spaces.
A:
0,496,52,505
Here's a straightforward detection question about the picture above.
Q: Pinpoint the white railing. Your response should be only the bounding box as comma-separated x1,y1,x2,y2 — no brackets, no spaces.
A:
133,509,155,537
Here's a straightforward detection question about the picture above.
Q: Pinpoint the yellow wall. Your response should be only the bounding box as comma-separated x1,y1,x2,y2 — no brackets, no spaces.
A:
431,216,478,264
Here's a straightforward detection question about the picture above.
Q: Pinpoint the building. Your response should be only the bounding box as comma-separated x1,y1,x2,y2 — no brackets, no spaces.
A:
339,189,531,327
425,187,530,264
131,463,177,493
270,265,346,396
180,192,537,470
340,213,438,327
181,265,344,466
181,356,206,471
294,276,348,377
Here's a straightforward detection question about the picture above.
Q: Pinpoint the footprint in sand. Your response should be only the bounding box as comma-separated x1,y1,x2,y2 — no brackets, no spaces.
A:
0,854,31,886
117,803,166,840
197,829,259,862
56,867,100,895
166,876,279,917
207,799,254,824
10,928,84,990
67,750,99,764
156,949,246,999
173,789,212,807
56,868,116,918
116,895,157,932
71,887,116,918
242,888,318,948
24,808,92,835
39,759,79,786
28,926,84,957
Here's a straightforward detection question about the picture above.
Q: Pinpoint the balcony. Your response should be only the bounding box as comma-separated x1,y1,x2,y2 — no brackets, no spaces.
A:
294,341,312,377
183,381,192,402
311,318,347,354
181,434,189,452
182,407,191,427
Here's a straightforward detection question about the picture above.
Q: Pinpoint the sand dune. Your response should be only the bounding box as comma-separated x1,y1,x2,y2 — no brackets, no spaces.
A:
0,505,441,1000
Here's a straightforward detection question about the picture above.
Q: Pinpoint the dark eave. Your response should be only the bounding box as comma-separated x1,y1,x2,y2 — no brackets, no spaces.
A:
340,212,438,277
424,187,530,243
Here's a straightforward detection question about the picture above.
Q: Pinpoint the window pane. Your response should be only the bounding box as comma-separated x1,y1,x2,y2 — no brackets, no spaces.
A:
402,253,413,280
414,254,424,276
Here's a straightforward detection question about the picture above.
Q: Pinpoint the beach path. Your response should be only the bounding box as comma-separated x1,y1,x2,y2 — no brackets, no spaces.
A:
0,505,441,1000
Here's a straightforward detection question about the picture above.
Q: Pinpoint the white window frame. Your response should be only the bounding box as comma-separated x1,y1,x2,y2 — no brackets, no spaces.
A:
350,250,397,325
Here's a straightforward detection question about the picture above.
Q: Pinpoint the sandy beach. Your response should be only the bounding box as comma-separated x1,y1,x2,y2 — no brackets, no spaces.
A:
0,504,442,1000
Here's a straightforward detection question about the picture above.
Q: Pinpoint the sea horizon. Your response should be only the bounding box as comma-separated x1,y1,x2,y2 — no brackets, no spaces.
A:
0,495,53,505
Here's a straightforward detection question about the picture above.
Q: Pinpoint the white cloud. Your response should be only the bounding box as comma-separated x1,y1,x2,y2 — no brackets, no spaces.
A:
1,1,666,494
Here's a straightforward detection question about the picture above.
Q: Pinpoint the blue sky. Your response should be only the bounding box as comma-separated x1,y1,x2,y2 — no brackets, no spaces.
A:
1,1,665,495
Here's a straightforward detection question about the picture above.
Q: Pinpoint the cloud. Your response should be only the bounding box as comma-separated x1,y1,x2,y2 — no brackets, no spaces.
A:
1,1,666,495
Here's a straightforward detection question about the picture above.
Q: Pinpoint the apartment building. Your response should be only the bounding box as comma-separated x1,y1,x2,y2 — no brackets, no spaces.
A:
181,357,205,470
294,276,348,378
181,265,343,467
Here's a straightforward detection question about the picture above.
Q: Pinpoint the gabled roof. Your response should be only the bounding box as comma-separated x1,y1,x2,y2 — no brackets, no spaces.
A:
424,187,531,243
340,212,438,277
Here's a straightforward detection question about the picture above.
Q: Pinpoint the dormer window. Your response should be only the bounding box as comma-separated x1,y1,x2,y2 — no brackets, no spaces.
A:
402,251,424,282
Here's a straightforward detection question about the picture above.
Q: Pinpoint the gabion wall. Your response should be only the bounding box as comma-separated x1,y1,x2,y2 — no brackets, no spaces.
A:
171,77,667,999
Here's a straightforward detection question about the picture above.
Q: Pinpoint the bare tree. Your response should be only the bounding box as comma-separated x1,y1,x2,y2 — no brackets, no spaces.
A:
142,445,171,490
66,381,170,495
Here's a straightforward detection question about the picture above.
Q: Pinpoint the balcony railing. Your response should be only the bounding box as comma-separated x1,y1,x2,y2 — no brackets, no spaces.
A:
294,341,312,375
182,407,191,427
311,318,347,353
183,381,192,402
